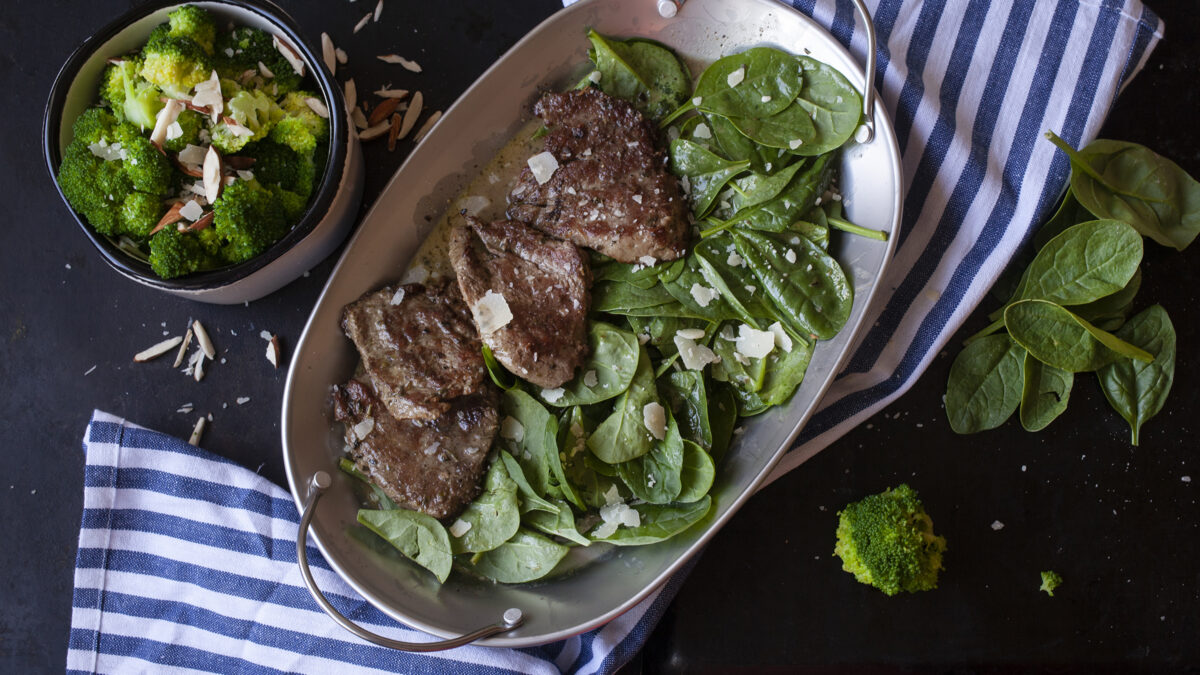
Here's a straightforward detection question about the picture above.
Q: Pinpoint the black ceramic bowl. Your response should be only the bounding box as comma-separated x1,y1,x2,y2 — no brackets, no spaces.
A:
44,0,364,304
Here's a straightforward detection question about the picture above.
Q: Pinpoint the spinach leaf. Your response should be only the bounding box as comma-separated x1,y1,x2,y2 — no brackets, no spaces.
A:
617,409,684,504
588,349,660,463
945,333,1026,434
1034,187,1094,251
1073,267,1142,331
670,138,751,217
587,31,691,121
449,458,520,554
710,327,766,394
737,328,815,415
1046,131,1200,250
1010,219,1142,307
732,228,853,340
589,496,712,546
662,370,713,450
694,233,776,318
677,441,716,503
459,528,569,583
592,258,662,288
707,385,739,463
481,344,516,390
543,322,640,407
730,152,836,233
705,112,786,173
727,102,817,150
1005,299,1153,372
1019,353,1073,432
692,47,804,119
523,499,591,547
627,315,709,357
357,509,453,583
498,450,559,515
730,160,806,211
500,390,583,509
1098,305,1176,445
659,256,751,324
338,457,398,510
591,280,702,318
789,55,863,156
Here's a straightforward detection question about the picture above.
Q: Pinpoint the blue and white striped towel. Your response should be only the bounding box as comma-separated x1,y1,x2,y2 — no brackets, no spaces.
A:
70,1,1162,672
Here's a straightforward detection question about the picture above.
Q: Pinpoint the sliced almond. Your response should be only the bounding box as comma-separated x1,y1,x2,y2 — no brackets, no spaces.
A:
173,324,194,368
387,113,401,151
193,355,205,382
134,336,183,362
258,60,275,79
374,88,409,100
304,97,329,119
353,12,372,33
398,91,423,140
321,33,336,73
203,146,223,204
358,119,392,141
150,202,186,236
374,0,384,21
273,34,305,76
188,416,206,446
193,320,216,359
343,79,357,115
266,335,281,368
184,210,215,232
378,54,422,72
413,110,442,143
335,48,348,65
351,107,368,129
367,97,400,126
150,99,184,148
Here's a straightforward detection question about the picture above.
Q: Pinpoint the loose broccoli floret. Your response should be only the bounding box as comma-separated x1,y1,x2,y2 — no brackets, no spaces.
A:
210,87,283,154
269,90,328,157
141,24,212,98
163,109,204,152
213,26,302,94
211,180,301,262
166,5,217,54
115,59,165,129
1040,570,1062,597
834,484,946,596
148,227,221,279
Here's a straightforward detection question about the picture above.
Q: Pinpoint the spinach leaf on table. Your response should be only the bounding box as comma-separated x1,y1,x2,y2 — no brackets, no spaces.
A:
542,321,640,407
586,30,691,121
449,458,520,555
458,528,569,584
1097,305,1177,445
357,509,453,583
1005,299,1153,372
1010,219,1142,307
1019,353,1074,432
945,333,1026,434
1072,267,1142,331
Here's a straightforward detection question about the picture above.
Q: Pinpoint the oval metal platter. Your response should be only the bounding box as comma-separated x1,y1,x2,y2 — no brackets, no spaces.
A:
283,0,902,647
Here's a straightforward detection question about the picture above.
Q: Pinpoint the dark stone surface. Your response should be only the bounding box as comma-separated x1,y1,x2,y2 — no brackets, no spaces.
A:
0,1,1195,672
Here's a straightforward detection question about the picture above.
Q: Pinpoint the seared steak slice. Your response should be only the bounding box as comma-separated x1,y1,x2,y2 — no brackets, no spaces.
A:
333,379,498,520
449,216,590,389
506,87,690,264
340,279,485,421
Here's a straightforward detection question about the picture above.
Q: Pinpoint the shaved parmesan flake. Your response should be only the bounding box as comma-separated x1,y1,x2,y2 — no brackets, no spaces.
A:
692,96,702,106
472,290,513,334
692,122,711,139
584,370,598,387
500,416,524,442
689,283,719,308
402,264,429,284
352,416,375,440
788,138,804,150
423,441,440,455
527,151,559,185
736,324,775,359
178,144,207,166
588,70,602,83
638,255,657,267
449,519,472,538
179,200,204,222
767,322,793,353
389,288,406,305
674,335,720,371
191,71,223,123
258,60,275,78
642,402,666,441
88,140,125,161
727,66,745,87
542,387,565,403
761,95,772,103
785,248,797,263
676,328,706,340
726,252,744,267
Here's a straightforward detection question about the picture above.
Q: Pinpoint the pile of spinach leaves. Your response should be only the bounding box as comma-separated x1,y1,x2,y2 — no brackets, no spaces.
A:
347,33,886,585
945,131,1194,443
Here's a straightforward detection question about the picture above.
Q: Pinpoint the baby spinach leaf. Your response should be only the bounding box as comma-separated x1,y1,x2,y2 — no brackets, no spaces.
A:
693,233,776,318
789,55,863,156
500,390,583,509
1011,219,1142,307
588,349,660,463
459,528,569,583
498,450,559,515
1034,187,1094,251
670,138,751,217
732,228,853,340
754,330,815,408
591,280,695,318
1019,353,1073,432
1097,305,1176,445
731,152,836,233
357,509,453,583
523,499,591,547
693,47,804,119
659,256,752,324
617,409,684,504
544,322,640,407
587,31,691,121
1004,299,1153,372
591,258,663,288
945,333,1026,434
677,440,716,503
1046,131,1200,251
338,457,398,510
589,496,712,546
707,385,739,463
730,160,806,211
705,112,786,173
481,344,516,390
726,102,817,150
662,370,713,450
710,327,766,394
1073,268,1142,331
449,459,520,554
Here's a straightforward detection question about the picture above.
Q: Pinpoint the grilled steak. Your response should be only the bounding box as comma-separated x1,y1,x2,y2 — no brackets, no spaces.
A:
340,279,485,421
333,379,498,520
506,87,690,264
449,216,590,389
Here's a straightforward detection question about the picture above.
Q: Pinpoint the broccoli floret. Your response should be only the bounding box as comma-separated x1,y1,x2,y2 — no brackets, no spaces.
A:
834,484,946,596
113,124,173,195
166,5,217,54
269,91,328,157
115,59,165,129
141,24,212,98
163,109,204,152
70,107,121,146
1040,570,1062,597
119,192,165,239
211,180,299,262
213,26,302,94
148,227,220,279
210,88,282,154
238,139,316,199
58,141,132,236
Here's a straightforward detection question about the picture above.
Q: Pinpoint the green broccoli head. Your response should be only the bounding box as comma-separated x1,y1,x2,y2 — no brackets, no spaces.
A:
834,484,946,596
163,109,204,152
211,179,299,262
99,57,136,117
113,123,173,195
114,59,165,129
239,139,317,199
69,107,121,146
148,227,221,279
269,90,329,157
141,24,213,98
213,26,302,94
1040,570,1062,597
119,191,166,239
58,141,133,236
210,88,283,154
166,5,217,54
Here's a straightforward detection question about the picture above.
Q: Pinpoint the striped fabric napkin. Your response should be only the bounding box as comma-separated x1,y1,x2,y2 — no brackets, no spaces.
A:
69,1,1162,672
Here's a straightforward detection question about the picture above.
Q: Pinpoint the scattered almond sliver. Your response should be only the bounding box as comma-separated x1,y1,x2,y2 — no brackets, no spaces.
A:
374,0,384,21
367,97,400,126
387,113,402,152
358,119,392,140
344,79,357,115
321,33,336,73
335,48,348,65
265,334,281,368
258,60,275,79
134,336,183,363
272,35,305,76
305,97,329,119
173,324,194,368
398,91,423,140
353,12,372,33
374,88,409,99
193,320,216,359
413,110,442,143
377,54,422,72
189,417,206,447
351,107,368,129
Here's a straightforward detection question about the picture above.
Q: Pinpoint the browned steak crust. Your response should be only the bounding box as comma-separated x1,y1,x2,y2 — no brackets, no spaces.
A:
332,379,498,520
449,216,591,389
340,279,485,421
506,87,690,264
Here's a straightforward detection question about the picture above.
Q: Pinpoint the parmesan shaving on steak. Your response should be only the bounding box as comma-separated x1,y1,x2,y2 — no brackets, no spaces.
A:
470,290,513,334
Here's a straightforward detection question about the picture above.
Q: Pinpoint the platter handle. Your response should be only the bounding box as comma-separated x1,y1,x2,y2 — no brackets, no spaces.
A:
849,0,878,143
295,471,525,652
